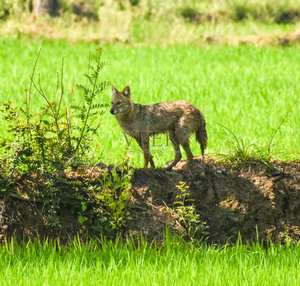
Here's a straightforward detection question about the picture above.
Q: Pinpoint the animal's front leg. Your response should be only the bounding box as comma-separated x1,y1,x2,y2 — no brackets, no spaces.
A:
148,152,155,168
137,133,155,169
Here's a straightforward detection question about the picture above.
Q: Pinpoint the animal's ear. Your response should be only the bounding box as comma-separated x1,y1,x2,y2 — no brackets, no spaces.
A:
123,86,131,98
112,85,118,95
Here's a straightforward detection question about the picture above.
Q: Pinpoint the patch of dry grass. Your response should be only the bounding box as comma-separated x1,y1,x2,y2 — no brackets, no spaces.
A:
0,0,300,46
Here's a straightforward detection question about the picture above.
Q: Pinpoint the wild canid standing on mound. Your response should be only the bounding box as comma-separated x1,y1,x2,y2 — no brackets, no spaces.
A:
110,85,207,169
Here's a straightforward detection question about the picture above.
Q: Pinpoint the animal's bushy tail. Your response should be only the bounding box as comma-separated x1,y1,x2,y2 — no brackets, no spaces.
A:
196,114,207,156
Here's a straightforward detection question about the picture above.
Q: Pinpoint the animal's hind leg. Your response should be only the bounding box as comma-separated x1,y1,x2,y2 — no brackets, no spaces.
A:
176,127,194,168
166,131,182,169
181,142,194,164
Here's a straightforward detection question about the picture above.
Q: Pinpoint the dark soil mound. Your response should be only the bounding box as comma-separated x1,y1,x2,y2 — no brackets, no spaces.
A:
0,157,299,244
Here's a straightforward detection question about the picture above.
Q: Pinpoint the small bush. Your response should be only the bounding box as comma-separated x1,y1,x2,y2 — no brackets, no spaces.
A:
0,0,28,19
0,48,108,179
181,6,201,23
233,4,248,21
173,182,208,241
228,0,300,23
275,8,300,24
129,0,139,7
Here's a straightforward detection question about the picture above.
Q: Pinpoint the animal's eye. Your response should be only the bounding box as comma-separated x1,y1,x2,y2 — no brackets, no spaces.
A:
117,102,121,105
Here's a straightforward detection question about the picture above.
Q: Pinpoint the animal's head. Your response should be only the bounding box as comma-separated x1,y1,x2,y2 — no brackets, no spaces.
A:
110,85,133,115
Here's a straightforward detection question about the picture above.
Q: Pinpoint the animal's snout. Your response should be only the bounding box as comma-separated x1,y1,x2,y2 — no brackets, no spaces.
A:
110,108,115,114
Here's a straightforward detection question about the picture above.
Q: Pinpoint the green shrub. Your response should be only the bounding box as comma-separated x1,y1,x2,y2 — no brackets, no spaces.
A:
173,181,208,241
181,6,201,23
0,0,28,19
0,48,108,178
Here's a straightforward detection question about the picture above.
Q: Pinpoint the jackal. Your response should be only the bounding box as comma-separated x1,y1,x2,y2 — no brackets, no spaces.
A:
110,86,207,169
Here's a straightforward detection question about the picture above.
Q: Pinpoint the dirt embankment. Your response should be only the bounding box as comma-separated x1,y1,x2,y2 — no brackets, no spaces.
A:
0,157,299,244
130,158,300,243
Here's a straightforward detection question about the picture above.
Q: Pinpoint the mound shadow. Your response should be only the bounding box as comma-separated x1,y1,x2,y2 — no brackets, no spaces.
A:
130,157,300,244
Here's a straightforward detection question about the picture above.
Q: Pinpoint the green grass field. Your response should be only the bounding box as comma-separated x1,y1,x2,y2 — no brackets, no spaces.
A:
1,237,299,286
0,38,299,167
